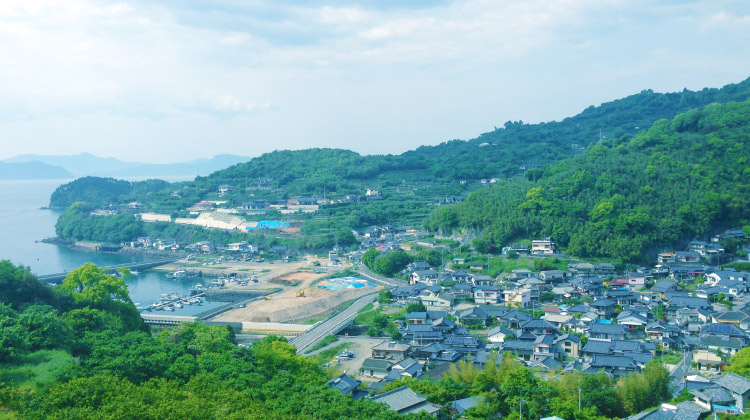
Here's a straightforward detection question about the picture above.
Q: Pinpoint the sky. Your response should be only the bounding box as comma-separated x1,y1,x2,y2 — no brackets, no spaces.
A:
1,0,749,164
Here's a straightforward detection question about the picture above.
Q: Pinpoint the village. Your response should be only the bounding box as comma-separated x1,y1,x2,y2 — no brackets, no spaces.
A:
81,182,750,418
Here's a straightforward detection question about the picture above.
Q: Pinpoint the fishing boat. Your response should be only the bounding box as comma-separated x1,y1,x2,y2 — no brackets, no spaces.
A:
173,270,187,278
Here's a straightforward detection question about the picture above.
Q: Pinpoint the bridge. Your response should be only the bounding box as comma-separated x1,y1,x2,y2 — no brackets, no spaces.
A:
290,291,379,354
289,266,405,355
37,259,177,284
140,314,198,326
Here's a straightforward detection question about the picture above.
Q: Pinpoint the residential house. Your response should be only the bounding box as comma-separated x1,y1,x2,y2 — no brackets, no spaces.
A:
584,355,639,376
360,358,392,378
504,289,531,308
521,319,559,336
590,299,617,318
474,286,503,304
372,342,411,361
554,334,581,358
410,269,440,286
472,274,494,287
326,374,366,399
488,325,515,343
715,373,750,410
702,335,743,356
420,293,454,308
368,385,441,417
540,270,566,283
588,323,627,341
692,350,726,373
532,239,556,254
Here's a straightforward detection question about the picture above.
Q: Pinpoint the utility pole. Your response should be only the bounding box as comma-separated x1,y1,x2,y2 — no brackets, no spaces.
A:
578,379,582,411
519,396,523,420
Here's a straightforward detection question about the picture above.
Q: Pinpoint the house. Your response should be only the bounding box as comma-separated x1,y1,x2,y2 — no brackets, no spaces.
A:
692,350,726,373
326,374,366,399
521,319,559,336
540,270,566,283
372,341,411,360
450,396,482,416
554,334,581,358
410,269,440,286
474,286,503,304
714,373,750,410
588,323,627,341
458,307,488,326
532,238,556,254
675,251,701,263
488,325,515,343
471,274,494,287
584,355,639,376
702,335,743,356
534,334,558,360
421,293,454,308
589,299,616,318
504,289,531,308
360,358,392,378
368,385,441,417
449,269,472,283
217,184,236,195
651,280,680,294
499,340,537,361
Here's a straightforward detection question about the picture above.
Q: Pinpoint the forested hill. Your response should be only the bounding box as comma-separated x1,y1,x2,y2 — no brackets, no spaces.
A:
424,100,750,262
207,77,750,185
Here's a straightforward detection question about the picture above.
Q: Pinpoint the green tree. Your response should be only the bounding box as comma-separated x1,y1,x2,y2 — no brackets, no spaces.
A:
728,347,750,377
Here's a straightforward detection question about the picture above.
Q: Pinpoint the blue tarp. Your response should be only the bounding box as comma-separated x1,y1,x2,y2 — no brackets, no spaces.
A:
245,221,291,230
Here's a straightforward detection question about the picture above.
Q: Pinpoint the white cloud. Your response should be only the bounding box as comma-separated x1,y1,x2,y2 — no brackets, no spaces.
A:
0,0,748,162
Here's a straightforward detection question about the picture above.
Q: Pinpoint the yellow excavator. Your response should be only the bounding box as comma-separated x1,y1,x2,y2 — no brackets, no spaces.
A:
296,288,312,297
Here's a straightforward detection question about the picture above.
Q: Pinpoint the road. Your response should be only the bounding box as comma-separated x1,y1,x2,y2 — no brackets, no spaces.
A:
290,265,404,354
291,291,379,354
358,264,407,287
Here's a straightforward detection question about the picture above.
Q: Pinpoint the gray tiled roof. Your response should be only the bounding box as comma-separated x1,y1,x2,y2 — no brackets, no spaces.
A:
370,385,440,415
692,386,734,403
715,372,750,395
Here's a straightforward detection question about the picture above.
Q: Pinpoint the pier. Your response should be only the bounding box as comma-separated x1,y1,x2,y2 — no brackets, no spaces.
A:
37,259,178,284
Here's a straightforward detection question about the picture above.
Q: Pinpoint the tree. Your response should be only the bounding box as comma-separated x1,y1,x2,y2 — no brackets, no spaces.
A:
17,305,74,351
377,290,393,303
0,304,27,362
728,347,750,377
406,301,427,313
59,263,143,331
362,248,379,269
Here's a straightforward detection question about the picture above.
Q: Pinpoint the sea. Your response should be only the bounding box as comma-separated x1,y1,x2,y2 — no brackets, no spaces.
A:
0,178,224,316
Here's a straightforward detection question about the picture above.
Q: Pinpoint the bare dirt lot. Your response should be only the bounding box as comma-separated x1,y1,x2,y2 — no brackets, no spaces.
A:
200,264,381,323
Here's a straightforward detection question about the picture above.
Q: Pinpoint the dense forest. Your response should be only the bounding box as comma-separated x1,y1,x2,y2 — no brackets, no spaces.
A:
1,260,682,419
425,100,750,262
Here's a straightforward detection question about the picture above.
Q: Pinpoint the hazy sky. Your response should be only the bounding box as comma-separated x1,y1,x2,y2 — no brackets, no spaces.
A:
1,0,749,163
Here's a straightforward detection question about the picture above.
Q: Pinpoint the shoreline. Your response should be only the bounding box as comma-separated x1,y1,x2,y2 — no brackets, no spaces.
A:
41,236,189,259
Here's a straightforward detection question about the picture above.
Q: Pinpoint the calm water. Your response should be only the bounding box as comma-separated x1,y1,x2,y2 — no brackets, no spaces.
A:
0,179,224,316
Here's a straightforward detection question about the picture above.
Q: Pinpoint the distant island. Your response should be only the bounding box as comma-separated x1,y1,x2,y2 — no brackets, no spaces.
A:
0,161,73,180
1,153,250,180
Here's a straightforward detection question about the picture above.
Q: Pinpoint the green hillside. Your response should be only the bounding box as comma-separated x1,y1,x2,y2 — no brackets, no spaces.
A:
203,77,750,190
425,100,750,261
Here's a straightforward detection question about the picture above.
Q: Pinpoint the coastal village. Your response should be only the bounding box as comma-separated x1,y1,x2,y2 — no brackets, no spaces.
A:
76,180,750,418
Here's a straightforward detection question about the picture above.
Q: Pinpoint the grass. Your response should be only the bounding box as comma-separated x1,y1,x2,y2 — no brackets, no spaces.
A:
661,351,683,365
353,303,376,325
310,343,350,364
304,335,339,354
302,316,325,325
0,350,76,391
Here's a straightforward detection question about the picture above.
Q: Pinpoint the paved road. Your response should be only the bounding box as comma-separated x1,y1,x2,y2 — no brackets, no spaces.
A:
358,264,407,287
291,292,379,354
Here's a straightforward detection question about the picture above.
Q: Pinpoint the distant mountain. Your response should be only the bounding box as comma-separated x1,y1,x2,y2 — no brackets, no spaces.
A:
3,153,250,178
0,161,73,180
